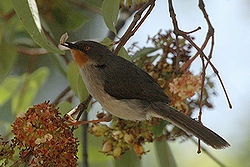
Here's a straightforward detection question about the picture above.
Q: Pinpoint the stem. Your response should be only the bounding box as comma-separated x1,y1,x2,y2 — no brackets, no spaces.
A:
114,0,156,55
154,139,177,167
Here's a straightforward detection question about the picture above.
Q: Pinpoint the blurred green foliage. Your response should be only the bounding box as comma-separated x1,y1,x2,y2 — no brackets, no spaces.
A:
0,0,247,167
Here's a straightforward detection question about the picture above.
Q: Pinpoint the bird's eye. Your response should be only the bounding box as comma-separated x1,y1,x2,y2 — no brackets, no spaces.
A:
84,45,91,51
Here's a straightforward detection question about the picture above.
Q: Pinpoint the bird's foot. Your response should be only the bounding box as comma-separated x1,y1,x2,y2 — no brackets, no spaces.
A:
66,112,112,126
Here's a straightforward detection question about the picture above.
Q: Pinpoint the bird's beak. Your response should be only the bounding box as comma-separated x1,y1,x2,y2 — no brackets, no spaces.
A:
61,42,76,49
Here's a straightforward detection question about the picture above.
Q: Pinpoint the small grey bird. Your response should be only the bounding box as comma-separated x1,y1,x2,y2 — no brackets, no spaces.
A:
62,40,230,149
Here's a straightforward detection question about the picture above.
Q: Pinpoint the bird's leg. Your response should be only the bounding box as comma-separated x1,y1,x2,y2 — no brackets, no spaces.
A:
64,95,92,123
64,106,78,123
68,112,112,126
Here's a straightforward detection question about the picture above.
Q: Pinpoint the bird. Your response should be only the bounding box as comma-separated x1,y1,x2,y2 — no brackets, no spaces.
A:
61,40,230,149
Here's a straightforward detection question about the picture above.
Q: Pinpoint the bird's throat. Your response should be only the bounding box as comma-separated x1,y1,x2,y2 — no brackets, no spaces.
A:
71,49,88,67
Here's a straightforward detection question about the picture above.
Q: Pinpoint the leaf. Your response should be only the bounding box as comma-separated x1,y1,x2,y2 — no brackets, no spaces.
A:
101,38,131,60
53,0,88,31
118,47,131,61
114,150,141,167
0,42,17,83
101,37,114,47
11,67,49,114
57,101,72,115
152,120,167,137
154,140,177,167
67,61,88,101
11,0,64,54
102,0,121,33
0,0,13,14
38,0,88,38
132,47,159,61
0,76,21,107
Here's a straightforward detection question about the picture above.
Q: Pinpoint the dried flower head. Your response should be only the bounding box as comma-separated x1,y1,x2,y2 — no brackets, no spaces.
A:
89,113,159,158
11,101,79,166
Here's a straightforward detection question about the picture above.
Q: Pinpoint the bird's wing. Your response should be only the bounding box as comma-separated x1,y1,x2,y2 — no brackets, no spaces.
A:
101,55,171,104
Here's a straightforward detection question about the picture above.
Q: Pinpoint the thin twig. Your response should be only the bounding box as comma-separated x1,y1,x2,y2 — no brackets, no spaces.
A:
114,0,156,55
197,55,206,154
108,8,137,40
71,95,92,131
173,35,180,72
168,0,232,109
186,26,201,34
53,86,71,105
42,27,70,64
17,46,48,56
70,95,92,167
168,0,232,156
190,138,227,167
2,10,16,21
198,0,215,69
82,111,88,167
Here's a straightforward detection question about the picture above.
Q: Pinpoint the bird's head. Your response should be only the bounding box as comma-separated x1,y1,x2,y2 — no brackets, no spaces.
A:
62,40,110,67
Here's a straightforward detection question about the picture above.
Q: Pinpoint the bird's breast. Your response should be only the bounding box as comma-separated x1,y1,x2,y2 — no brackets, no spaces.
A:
72,49,88,67
78,65,149,120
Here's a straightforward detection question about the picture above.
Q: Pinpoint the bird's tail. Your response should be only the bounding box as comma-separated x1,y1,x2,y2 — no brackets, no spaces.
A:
150,102,230,149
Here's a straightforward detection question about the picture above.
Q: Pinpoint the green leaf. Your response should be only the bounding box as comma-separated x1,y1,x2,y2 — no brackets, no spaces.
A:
154,140,177,167
11,67,49,114
0,76,21,107
132,47,159,61
53,0,88,31
118,47,131,61
0,42,17,83
101,38,131,60
67,61,88,101
102,0,121,33
57,101,72,115
152,120,167,137
11,0,64,54
101,37,114,47
38,0,88,38
114,150,141,167
0,0,13,14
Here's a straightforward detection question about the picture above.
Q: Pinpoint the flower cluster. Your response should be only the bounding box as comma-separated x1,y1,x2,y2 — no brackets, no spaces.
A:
9,101,79,166
89,113,161,158
0,137,16,166
169,73,201,112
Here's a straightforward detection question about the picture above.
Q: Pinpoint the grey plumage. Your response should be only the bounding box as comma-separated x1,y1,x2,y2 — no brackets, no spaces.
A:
64,40,230,149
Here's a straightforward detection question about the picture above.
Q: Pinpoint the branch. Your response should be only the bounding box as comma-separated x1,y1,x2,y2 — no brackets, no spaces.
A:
70,95,92,131
168,0,232,109
168,0,232,154
197,55,206,153
108,8,136,41
42,27,70,64
53,86,71,105
82,111,88,167
17,46,48,56
114,0,156,55
2,10,16,21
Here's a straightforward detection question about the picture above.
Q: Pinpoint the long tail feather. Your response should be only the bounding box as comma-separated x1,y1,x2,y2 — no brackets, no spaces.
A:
150,102,230,149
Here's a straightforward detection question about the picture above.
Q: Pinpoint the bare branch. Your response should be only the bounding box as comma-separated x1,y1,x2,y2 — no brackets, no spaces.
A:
17,46,48,56
114,0,156,55
53,86,71,105
168,0,232,109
